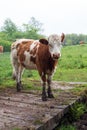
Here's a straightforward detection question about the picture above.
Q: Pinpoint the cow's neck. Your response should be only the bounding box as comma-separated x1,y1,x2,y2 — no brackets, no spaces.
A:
48,55,58,71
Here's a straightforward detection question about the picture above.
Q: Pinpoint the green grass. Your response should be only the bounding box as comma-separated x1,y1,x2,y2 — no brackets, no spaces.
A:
0,44,87,89
56,125,76,130
54,44,87,82
60,44,87,70
12,128,20,130
68,102,86,121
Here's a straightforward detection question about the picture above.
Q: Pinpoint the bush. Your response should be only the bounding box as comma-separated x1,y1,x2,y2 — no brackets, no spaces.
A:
68,102,86,121
58,125,76,130
0,39,11,52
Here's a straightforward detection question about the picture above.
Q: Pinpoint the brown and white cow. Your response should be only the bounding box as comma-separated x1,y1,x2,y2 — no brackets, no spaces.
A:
0,46,3,53
10,33,65,101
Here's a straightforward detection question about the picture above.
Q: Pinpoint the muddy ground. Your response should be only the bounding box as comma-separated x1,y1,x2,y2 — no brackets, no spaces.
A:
0,81,86,130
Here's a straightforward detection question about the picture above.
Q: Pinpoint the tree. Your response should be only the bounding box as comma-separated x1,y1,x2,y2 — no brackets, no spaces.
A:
1,18,18,40
28,17,43,32
22,17,44,39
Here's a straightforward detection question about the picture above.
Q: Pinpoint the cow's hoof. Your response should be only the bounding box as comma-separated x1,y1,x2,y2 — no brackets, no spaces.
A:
48,93,54,98
16,82,23,92
17,87,21,92
42,95,47,101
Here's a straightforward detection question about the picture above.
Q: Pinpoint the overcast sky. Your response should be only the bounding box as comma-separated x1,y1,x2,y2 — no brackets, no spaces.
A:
0,0,87,36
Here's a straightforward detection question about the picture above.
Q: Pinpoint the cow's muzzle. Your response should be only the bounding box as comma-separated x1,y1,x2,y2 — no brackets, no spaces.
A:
53,53,60,60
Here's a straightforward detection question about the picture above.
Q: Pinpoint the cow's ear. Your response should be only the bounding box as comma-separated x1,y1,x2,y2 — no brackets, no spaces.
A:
61,33,65,42
39,39,48,45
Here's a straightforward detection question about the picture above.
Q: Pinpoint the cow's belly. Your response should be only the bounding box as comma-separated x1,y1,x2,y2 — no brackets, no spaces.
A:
23,60,37,70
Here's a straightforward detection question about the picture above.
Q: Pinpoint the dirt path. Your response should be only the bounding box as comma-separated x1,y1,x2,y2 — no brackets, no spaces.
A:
0,81,86,130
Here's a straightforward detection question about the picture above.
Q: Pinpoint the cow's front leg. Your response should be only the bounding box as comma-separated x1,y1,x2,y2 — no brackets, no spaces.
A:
41,74,47,101
16,81,22,92
47,75,54,98
42,82,47,101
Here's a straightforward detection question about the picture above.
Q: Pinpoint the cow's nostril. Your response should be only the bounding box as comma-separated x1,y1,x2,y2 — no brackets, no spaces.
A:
53,54,60,59
57,53,60,57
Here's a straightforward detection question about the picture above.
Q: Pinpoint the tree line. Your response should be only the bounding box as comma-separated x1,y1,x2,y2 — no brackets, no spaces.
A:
65,34,87,46
0,17,87,52
0,17,44,52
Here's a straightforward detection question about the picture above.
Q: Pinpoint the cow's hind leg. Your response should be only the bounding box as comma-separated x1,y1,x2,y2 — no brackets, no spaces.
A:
12,68,16,80
47,75,54,98
12,62,24,92
16,65,24,92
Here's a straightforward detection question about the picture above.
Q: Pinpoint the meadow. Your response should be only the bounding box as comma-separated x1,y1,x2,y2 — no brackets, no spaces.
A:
0,44,87,89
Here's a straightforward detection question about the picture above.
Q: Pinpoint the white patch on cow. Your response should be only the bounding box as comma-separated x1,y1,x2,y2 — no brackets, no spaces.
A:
10,48,20,79
52,44,62,57
30,40,39,51
30,40,40,58
52,66,57,77
41,72,44,76
24,51,37,69
36,43,40,51
10,48,17,60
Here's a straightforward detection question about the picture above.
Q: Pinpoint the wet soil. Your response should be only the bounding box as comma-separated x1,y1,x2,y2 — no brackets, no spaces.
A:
0,81,86,130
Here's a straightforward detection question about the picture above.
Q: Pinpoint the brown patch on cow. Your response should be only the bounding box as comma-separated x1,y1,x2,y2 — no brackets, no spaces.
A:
21,41,28,44
22,40,34,44
35,43,58,75
17,41,34,64
39,39,48,45
30,56,36,64
48,56,58,71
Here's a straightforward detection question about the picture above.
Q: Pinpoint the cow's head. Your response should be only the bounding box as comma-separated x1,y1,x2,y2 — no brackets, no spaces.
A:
48,33,65,60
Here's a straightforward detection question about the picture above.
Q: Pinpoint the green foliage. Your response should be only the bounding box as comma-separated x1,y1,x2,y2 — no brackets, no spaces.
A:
1,18,18,41
0,39,11,52
0,17,45,52
22,17,44,39
1,18,18,33
65,33,87,45
23,17,43,33
56,102,86,130
68,102,86,121
12,128,20,130
57,125,76,130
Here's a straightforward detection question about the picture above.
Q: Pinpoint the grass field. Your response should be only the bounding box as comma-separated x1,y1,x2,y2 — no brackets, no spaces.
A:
0,44,87,89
